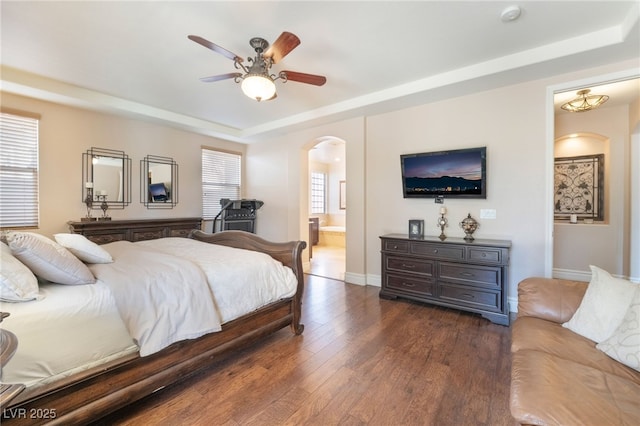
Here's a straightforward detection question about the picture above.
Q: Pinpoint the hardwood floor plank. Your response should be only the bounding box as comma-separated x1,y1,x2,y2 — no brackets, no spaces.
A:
96,275,513,425
282,366,358,425
239,385,312,426
400,360,451,424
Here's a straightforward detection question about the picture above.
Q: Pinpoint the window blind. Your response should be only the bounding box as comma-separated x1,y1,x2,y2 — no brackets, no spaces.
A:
0,112,39,228
201,148,241,220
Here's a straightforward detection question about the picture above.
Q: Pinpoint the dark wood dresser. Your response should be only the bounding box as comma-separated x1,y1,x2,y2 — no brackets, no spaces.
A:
380,234,511,325
67,217,202,244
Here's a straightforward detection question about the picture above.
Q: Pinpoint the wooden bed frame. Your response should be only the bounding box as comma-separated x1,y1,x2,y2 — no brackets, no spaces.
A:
1,228,306,425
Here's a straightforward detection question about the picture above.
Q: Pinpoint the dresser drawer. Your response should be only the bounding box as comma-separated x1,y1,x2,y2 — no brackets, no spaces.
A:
383,240,409,253
86,233,125,245
170,228,193,238
439,263,501,289
386,274,435,296
385,256,434,276
132,228,165,241
467,247,505,265
410,242,465,261
439,283,501,312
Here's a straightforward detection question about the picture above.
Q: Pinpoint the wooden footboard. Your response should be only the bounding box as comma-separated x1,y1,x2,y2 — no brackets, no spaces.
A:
2,230,306,425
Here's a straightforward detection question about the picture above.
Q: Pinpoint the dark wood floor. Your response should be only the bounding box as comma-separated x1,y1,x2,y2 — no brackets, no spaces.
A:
96,274,514,425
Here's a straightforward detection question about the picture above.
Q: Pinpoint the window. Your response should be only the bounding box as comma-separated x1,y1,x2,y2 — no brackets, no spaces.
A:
0,111,40,228
201,148,241,220
310,172,326,214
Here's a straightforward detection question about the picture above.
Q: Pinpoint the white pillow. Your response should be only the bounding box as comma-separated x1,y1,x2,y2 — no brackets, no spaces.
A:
0,241,39,302
5,231,95,285
54,233,113,264
596,287,640,371
563,265,638,343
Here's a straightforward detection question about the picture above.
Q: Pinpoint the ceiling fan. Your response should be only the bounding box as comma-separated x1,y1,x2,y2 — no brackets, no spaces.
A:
188,31,327,102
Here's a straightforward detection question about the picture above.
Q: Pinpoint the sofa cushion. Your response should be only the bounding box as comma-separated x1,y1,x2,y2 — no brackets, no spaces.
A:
517,277,587,323
510,350,640,425
512,316,640,385
563,265,638,343
597,287,640,372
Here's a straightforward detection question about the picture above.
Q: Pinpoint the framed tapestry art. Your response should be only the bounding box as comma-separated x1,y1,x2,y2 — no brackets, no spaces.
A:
554,154,604,221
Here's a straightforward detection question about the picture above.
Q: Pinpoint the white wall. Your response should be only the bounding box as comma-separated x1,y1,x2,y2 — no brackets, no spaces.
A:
1,92,245,238
328,160,346,226
630,97,640,282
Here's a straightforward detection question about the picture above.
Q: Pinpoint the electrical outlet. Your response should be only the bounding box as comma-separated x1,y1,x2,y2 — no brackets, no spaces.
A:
480,209,497,219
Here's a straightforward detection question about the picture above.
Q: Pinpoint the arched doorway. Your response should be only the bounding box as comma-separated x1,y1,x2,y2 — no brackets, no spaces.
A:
306,136,346,281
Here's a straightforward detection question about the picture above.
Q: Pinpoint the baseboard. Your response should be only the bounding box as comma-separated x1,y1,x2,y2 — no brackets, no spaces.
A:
552,268,591,282
365,274,381,287
344,272,367,286
302,260,311,271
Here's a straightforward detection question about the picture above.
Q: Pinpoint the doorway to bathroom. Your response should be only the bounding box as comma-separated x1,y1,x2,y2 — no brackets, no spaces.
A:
307,137,346,281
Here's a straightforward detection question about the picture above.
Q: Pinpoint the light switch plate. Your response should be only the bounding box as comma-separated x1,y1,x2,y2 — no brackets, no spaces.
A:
480,209,497,219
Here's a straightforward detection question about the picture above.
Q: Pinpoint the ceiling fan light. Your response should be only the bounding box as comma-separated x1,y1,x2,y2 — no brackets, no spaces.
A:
241,74,276,102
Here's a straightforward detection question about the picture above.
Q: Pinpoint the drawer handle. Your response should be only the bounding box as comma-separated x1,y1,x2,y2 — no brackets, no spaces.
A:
401,263,415,269
482,253,487,257
393,245,399,249
459,272,474,277
402,282,416,287
461,293,475,299
433,249,438,253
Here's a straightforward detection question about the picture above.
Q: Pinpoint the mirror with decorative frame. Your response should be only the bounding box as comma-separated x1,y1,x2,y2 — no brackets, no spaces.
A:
82,147,131,213
140,155,178,208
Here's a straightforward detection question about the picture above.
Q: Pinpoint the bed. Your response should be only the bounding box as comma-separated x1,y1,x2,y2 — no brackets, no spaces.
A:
0,220,306,425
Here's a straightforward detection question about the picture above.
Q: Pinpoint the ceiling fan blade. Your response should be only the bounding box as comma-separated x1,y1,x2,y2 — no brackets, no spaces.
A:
281,71,327,86
199,72,242,83
264,32,300,63
188,35,244,62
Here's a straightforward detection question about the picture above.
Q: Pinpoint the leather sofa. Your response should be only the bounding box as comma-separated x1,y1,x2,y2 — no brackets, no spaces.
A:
510,277,640,425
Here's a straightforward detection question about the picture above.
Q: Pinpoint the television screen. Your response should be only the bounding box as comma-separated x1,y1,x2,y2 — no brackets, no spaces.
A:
401,147,486,198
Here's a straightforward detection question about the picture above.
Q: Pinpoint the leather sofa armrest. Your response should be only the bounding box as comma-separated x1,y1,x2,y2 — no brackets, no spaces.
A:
517,277,588,323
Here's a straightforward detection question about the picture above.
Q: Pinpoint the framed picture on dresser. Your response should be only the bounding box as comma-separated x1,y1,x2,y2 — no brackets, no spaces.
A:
408,220,424,239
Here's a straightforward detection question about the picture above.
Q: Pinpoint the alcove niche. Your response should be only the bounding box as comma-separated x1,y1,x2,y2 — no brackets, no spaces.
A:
554,133,609,224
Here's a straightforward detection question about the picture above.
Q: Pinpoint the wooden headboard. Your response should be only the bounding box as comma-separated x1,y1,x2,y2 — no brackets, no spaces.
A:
67,217,202,244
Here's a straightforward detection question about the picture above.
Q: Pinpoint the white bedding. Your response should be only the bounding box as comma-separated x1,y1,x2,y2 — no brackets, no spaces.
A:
89,241,222,356
0,281,138,388
1,237,298,388
136,238,298,323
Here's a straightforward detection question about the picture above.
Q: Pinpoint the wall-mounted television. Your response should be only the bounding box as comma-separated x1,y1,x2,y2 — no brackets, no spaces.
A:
400,147,486,199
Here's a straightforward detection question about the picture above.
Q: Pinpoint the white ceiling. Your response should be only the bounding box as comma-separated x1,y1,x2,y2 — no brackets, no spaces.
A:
1,1,639,143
